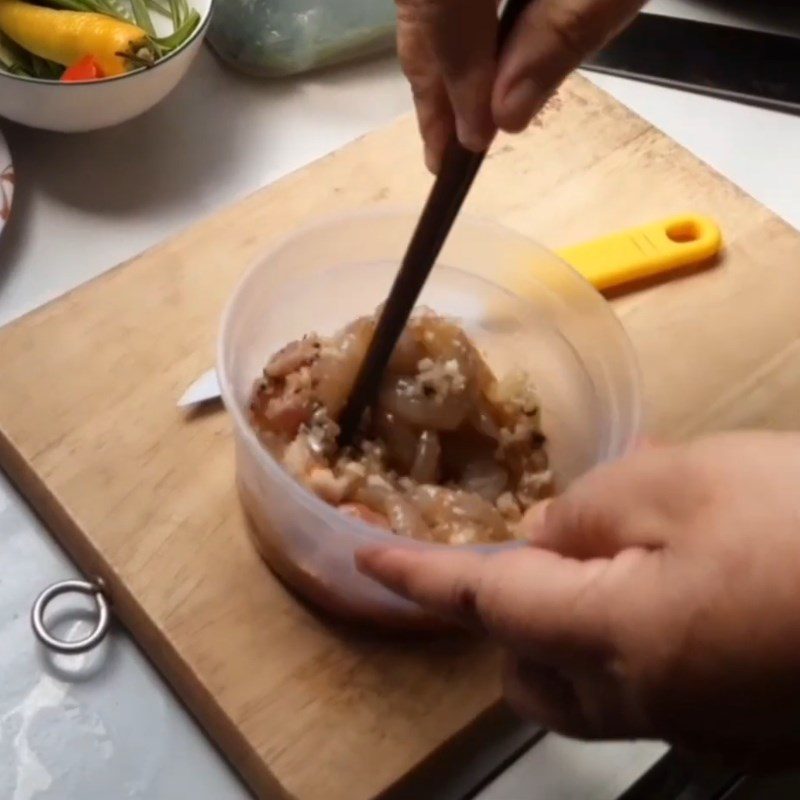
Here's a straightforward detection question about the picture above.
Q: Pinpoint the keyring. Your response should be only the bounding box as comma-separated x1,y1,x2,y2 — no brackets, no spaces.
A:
31,579,111,654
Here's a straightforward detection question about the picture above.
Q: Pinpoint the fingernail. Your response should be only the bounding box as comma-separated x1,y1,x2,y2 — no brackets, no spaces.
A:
531,499,551,526
355,546,388,576
498,78,542,129
455,118,490,153
519,498,553,543
424,146,440,175
356,547,415,598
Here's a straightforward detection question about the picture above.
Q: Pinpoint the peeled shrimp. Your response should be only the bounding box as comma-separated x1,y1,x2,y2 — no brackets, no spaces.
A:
355,483,431,540
374,408,418,472
265,336,320,378
379,375,471,431
408,485,508,544
250,379,313,437
410,430,441,484
250,307,553,546
311,317,375,419
460,458,508,502
339,503,391,530
388,326,426,374
416,316,476,380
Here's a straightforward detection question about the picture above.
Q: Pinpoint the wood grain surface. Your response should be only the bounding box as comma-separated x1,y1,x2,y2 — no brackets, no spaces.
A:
1,74,799,799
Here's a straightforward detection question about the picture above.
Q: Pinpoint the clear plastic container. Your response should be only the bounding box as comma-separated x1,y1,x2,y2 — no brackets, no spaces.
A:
217,210,642,628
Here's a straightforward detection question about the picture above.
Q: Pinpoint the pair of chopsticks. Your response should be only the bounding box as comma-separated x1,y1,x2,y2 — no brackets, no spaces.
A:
336,0,533,445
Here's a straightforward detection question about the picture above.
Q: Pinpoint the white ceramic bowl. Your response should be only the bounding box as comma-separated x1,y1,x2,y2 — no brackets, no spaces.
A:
0,0,212,132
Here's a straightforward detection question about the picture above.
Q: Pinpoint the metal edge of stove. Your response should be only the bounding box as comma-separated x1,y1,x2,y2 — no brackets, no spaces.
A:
615,749,744,800
582,63,800,117
378,705,542,800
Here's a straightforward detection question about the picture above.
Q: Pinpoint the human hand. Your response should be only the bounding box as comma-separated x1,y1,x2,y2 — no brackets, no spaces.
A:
357,432,800,766
397,0,646,171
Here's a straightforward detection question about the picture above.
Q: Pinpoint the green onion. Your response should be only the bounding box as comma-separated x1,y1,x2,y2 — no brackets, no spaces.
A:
0,31,34,76
148,38,164,59
0,29,60,79
0,60,31,77
30,54,63,79
41,0,99,12
0,55,28,77
129,0,156,36
145,0,171,17
43,0,131,20
150,8,199,51
94,0,134,21
166,0,180,29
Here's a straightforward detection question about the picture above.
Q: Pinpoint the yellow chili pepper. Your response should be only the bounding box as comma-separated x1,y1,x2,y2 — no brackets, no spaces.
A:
0,0,148,77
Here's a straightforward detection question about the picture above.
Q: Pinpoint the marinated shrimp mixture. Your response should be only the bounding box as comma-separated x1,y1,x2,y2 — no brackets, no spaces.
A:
249,309,553,544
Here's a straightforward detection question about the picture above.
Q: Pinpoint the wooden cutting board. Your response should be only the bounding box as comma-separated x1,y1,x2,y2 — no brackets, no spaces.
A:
2,73,800,800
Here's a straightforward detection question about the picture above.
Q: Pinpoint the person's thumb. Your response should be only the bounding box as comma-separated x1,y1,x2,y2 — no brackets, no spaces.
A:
521,450,674,560
492,0,644,131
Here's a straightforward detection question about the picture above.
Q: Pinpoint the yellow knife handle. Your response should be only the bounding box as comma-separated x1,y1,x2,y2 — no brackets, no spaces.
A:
556,214,722,291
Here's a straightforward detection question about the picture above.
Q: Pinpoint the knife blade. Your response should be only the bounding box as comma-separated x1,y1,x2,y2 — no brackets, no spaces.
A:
177,368,221,408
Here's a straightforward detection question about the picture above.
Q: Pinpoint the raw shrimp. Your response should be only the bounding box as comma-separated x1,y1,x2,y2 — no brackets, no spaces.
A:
249,308,553,544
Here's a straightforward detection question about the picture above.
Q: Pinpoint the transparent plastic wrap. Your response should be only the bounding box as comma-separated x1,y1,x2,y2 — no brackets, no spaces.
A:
207,0,396,77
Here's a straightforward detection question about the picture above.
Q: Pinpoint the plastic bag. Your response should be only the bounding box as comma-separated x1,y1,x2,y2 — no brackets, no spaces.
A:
207,0,397,77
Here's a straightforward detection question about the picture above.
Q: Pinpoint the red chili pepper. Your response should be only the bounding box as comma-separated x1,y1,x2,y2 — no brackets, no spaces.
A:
61,55,105,82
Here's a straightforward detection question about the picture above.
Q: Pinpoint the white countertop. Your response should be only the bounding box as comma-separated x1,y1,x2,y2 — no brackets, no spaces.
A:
2,2,800,798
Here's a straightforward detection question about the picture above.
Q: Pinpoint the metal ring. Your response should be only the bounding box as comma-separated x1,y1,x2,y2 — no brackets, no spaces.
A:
31,579,111,654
